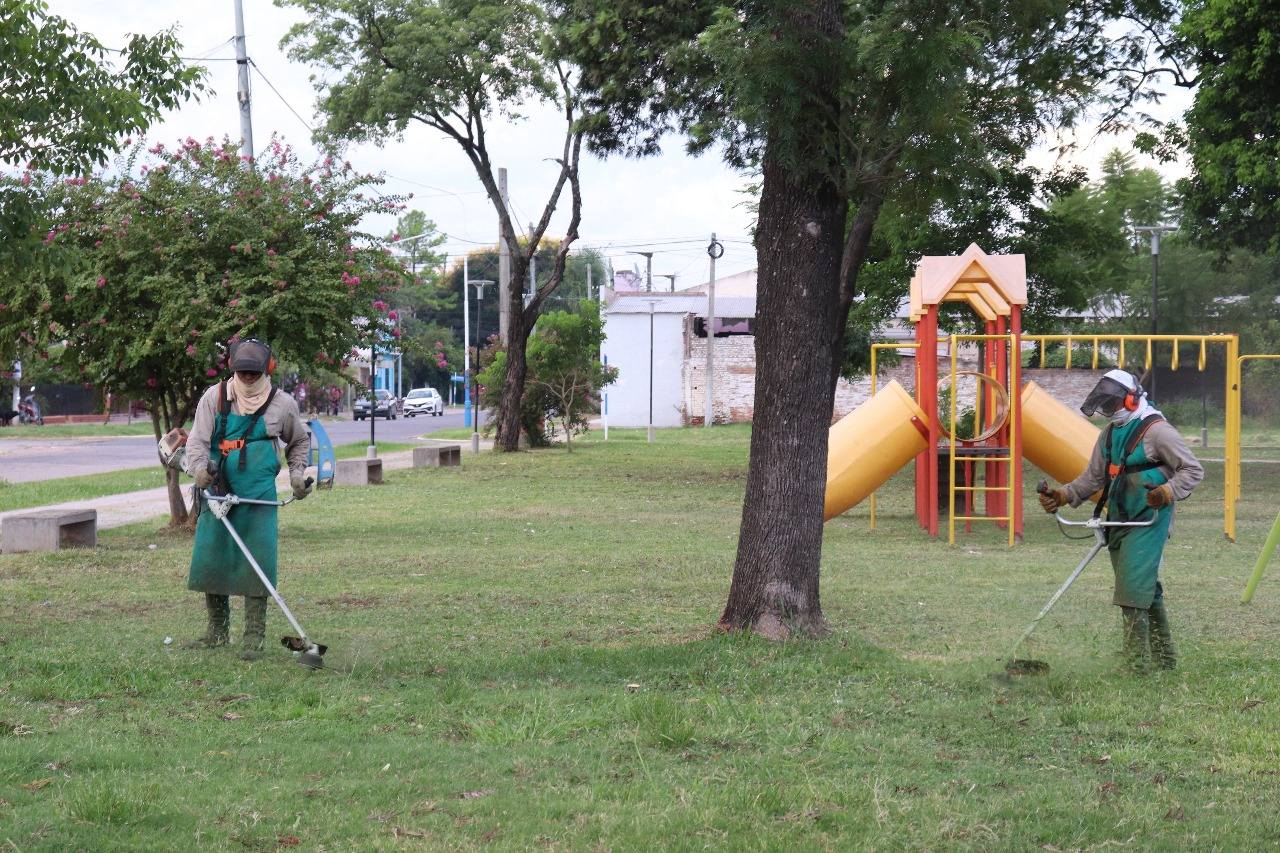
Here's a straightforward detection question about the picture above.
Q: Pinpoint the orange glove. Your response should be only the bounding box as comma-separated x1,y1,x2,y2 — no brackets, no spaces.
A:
1038,486,1069,513
1145,482,1174,508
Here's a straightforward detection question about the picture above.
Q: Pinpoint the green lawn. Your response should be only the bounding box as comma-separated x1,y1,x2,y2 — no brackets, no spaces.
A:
0,422,159,439
0,442,416,514
2,426,1279,849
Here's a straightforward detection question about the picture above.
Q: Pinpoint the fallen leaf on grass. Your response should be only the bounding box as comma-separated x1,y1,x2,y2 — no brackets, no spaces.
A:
218,693,252,704
392,827,430,839
22,778,53,791
1098,781,1117,797
43,762,66,771
0,798,10,807
204,750,232,757
1153,773,1166,786
221,712,243,721
277,836,301,846
368,811,397,823
1241,699,1265,711
1,721,34,737
411,801,439,815
1041,845,1062,851
480,825,500,843
1164,806,1186,821
358,695,372,703
458,789,493,800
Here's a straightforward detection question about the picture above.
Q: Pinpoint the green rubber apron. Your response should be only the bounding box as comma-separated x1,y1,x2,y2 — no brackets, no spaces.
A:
188,410,280,596
1106,418,1174,608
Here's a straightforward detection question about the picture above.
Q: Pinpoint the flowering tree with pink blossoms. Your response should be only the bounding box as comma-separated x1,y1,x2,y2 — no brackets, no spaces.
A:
0,137,407,524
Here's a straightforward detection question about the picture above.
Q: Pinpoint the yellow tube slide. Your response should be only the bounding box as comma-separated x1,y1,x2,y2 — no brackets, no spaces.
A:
1020,380,1100,485
824,380,928,521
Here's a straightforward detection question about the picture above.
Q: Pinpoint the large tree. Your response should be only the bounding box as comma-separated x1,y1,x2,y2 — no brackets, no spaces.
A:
281,0,584,451
1,0,202,271
1168,0,1280,253
556,0,1175,638
0,138,407,524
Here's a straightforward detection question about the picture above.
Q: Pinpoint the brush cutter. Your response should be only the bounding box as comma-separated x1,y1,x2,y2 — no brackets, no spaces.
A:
1000,482,1156,679
202,481,327,669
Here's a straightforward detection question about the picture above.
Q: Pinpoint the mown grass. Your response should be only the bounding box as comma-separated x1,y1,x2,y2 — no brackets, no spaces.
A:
2,425,1279,849
0,442,416,514
0,422,159,439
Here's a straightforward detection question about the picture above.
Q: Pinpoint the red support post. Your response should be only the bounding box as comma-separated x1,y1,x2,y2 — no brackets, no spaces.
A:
1011,305,1024,540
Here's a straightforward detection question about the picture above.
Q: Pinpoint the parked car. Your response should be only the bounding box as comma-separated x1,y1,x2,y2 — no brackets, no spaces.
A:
402,387,443,417
353,388,398,420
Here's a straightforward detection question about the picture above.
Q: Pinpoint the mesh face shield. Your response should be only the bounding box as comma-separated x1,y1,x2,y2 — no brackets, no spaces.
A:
1079,376,1132,417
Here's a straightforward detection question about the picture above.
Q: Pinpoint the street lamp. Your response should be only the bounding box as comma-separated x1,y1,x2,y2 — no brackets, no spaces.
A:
655,273,677,292
1134,224,1177,401
629,251,654,292
469,278,494,454
647,298,659,443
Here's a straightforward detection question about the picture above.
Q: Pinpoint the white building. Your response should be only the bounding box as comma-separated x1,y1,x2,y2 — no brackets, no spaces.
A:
601,269,1091,428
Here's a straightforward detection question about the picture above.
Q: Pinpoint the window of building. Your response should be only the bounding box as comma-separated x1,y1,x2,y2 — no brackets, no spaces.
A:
693,317,755,337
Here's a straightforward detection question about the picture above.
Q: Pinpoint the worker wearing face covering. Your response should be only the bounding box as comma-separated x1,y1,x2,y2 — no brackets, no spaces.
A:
183,339,311,660
1038,369,1203,672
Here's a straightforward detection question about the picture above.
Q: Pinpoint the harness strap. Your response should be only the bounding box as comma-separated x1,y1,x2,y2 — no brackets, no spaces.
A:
236,387,278,472
1095,414,1166,522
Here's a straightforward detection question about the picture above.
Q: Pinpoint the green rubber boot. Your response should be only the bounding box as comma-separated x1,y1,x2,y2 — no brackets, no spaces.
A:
240,596,268,661
184,594,230,648
1148,599,1177,670
1121,606,1151,674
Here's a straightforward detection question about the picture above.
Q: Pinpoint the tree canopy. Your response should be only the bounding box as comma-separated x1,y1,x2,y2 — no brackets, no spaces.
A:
0,137,407,522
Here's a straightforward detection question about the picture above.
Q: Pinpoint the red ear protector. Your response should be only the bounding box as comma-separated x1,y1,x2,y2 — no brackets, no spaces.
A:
1123,379,1144,411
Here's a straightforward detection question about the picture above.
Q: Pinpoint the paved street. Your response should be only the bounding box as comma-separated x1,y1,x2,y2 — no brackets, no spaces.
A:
0,407,482,483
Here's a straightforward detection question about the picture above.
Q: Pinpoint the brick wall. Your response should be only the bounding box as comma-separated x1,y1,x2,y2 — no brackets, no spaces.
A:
681,331,1104,424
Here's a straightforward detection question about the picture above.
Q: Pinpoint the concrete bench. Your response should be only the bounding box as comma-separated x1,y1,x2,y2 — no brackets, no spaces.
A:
2,509,98,554
412,445,461,468
334,458,383,486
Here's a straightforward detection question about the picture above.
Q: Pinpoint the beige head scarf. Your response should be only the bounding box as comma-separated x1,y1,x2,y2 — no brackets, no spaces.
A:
227,372,272,415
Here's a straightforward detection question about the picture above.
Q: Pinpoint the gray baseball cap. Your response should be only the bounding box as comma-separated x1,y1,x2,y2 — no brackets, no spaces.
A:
229,339,272,373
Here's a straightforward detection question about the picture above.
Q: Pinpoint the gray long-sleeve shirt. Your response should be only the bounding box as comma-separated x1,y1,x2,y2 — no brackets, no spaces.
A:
185,382,310,480
1064,419,1204,509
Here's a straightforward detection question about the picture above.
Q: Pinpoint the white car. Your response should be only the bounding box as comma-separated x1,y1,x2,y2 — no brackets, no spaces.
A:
402,387,443,417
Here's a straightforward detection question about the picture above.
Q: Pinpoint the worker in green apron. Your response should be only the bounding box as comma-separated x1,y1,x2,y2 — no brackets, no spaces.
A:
183,339,312,660
1040,370,1203,672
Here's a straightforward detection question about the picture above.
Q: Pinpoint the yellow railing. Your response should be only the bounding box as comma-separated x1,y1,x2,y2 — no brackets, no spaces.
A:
1024,333,1240,540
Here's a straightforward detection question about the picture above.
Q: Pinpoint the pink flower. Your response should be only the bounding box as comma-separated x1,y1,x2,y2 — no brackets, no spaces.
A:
21,173,31,187
146,378,158,388
372,300,387,312
186,345,197,357
229,298,240,308
267,248,276,256
94,241,103,248
206,368,218,377
96,277,106,288
387,310,398,321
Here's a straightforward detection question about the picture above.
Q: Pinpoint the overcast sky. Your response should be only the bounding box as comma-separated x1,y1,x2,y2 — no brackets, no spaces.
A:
46,1,1192,287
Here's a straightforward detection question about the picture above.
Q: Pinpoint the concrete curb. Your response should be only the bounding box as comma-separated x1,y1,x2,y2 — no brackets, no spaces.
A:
0,441,481,541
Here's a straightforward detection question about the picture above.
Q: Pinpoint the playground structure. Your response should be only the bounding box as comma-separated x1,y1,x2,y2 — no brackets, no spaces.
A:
824,244,1257,545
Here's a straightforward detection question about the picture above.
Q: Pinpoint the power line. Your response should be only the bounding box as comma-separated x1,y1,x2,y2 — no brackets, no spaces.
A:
249,59,314,134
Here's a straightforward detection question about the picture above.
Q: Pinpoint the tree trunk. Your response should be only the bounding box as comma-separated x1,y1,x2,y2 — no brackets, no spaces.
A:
151,406,189,526
717,147,847,639
495,303,530,451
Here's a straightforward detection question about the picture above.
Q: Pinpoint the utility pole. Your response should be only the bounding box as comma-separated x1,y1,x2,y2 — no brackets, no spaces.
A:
704,235,724,428
498,167,510,343
1135,224,1176,402
656,273,677,292
629,251,654,292
232,0,254,162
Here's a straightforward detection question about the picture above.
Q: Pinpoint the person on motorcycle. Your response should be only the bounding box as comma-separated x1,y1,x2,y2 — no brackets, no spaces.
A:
1038,369,1203,672
182,339,312,660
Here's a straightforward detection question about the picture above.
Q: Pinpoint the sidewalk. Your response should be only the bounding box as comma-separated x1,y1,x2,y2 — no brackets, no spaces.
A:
0,440,483,538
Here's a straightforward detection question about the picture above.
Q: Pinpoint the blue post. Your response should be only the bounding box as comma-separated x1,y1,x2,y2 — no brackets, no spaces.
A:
464,378,472,427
